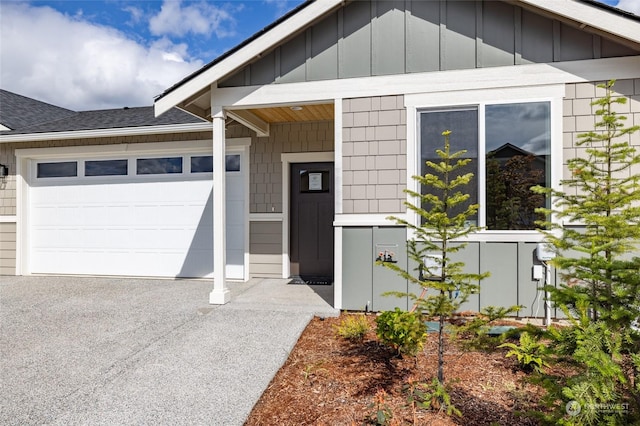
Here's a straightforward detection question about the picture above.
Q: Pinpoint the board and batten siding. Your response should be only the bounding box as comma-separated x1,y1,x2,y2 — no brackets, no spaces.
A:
342,227,560,317
219,0,640,88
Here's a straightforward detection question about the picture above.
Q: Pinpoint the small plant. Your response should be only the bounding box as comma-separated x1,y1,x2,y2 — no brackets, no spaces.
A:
301,359,327,384
403,376,432,424
366,388,397,425
498,331,548,373
375,308,427,357
453,305,523,350
415,377,461,417
334,314,370,342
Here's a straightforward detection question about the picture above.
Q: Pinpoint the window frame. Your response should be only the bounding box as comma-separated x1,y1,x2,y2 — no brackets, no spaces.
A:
406,85,563,242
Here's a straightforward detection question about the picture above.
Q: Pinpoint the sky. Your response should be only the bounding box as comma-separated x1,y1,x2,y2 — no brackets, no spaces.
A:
0,0,638,112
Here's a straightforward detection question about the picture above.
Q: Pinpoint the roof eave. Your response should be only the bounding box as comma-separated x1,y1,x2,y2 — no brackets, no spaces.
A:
0,122,212,144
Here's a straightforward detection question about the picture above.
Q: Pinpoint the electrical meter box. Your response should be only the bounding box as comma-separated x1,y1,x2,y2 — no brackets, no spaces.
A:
422,253,443,281
536,242,555,261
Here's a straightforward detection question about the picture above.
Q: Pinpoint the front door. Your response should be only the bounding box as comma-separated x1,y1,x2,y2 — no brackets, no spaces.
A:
290,162,334,279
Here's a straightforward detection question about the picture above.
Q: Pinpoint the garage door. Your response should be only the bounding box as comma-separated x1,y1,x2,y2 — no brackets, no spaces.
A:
27,153,245,279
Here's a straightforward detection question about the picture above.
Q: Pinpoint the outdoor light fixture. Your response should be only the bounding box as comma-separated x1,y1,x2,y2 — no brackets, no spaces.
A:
290,106,303,111
0,164,8,178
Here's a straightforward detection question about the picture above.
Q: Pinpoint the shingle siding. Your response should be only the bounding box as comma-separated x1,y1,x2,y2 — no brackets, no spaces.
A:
562,78,640,196
247,120,334,214
342,95,406,214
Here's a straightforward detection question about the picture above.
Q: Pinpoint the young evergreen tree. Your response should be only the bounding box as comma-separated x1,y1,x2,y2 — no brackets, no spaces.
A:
532,80,640,424
379,130,489,399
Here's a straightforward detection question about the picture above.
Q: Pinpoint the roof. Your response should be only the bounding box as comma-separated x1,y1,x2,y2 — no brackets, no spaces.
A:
0,89,205,136
154,0,640,118
0,89,76,131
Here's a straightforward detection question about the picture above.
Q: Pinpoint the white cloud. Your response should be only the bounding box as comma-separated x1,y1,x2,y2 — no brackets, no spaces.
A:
149,0,236,39
615,0,640,15
0,2,203,110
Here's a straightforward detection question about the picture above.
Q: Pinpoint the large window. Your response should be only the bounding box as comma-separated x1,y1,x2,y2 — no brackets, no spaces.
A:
420,101,550,231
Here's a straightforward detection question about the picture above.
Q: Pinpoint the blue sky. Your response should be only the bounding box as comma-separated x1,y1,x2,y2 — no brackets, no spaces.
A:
0,0,637,111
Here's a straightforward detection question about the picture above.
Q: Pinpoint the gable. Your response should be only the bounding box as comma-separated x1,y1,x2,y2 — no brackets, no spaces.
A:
219,0,640,88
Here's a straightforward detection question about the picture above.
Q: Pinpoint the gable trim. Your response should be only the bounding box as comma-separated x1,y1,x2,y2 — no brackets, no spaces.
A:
211,56,640,109
154,0,343,117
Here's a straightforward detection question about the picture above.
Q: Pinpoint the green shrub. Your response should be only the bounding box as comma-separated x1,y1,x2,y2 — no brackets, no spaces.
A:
498,331,548,373
334,314,370,342
375,308,427,356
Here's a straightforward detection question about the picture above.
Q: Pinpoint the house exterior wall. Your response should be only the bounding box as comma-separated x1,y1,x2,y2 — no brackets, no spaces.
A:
342,95,407,214
340,77,640,316
0,131,210,276
237,120,334,278
219,0,639,88
562,78,640,195
0,222,16,275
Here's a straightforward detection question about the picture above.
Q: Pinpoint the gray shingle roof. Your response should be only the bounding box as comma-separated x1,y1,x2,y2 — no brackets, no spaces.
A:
0,89,205,136
0,89,76,131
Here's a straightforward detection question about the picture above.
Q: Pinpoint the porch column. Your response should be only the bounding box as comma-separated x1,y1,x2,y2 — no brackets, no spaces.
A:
210,106,230,304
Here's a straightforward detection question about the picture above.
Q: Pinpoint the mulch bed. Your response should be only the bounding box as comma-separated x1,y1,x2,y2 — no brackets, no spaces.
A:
245,314,557,425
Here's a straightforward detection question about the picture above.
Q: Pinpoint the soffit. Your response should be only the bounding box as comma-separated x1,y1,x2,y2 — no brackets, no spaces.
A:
247,103,334,123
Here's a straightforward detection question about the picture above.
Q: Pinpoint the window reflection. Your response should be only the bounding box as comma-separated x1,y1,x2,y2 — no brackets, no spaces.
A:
137,157,182,175
37,162,77,178
485,102,550,230
85,159,128,176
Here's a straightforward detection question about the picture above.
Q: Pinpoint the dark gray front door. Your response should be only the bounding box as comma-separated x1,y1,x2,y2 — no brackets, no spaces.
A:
290,162,334,279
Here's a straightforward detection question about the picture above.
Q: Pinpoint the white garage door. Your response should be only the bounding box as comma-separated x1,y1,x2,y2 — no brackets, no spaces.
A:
27,152,245,279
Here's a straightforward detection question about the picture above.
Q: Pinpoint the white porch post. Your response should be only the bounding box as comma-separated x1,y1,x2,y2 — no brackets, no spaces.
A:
210,106,230,304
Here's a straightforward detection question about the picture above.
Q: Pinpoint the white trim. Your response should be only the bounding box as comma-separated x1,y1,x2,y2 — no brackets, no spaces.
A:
334,214,406,227
249,213,283,222
14,137,251,280
211,57,639,109
154,0,344,116
333,98,343,310
409,85,564,239
334,98,343,215
333,226,342,310
15,139,211,159
0,216,17,223
0,122,211,144
280,151,334,278
405,84,565,107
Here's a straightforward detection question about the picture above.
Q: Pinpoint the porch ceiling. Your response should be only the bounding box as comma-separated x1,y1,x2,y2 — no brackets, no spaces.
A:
247,103,334,123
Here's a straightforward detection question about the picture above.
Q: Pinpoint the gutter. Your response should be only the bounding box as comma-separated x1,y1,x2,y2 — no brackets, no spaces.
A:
0,122,212,144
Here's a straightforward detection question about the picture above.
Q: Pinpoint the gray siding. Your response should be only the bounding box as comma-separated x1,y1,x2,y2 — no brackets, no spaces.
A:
0,222,16,275
342,230,559,317
219,0,640,88
249,221,282,278
342,95,407,214
563,78,640,197
245,120,334,214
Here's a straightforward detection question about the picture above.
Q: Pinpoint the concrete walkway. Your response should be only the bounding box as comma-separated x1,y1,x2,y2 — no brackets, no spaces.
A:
0,276,338,426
